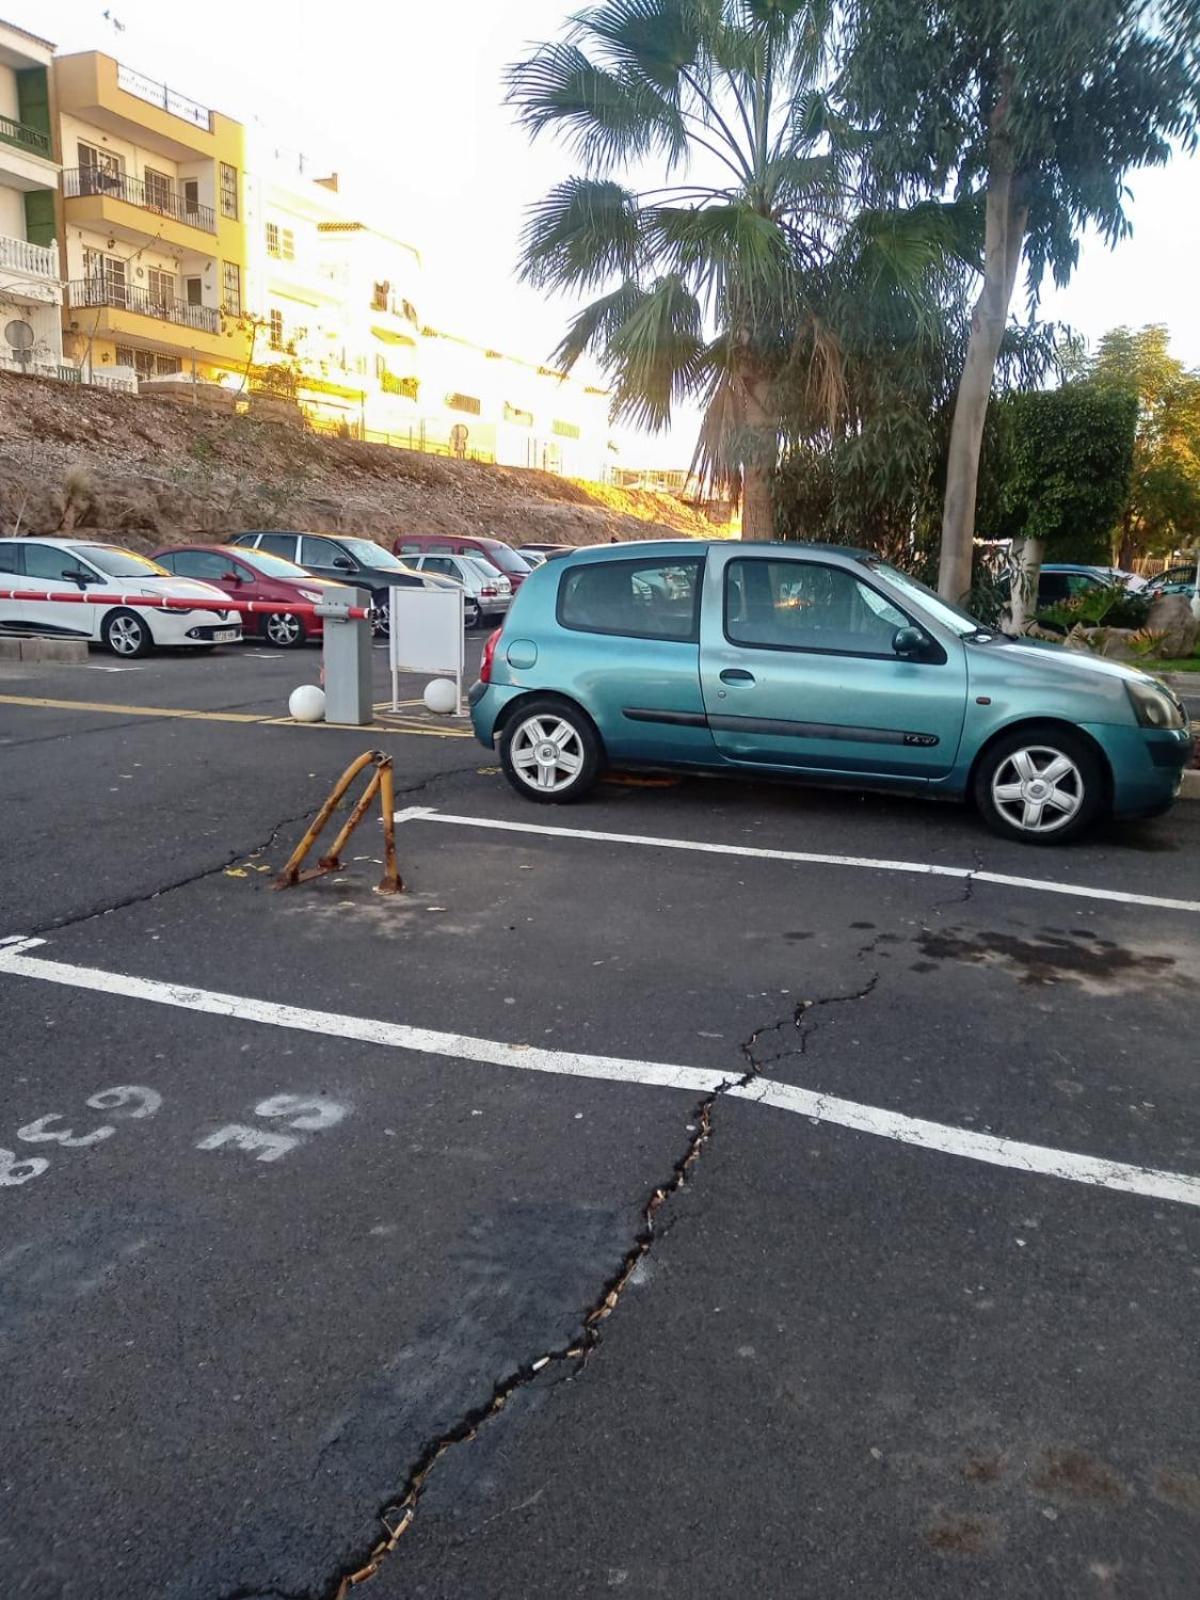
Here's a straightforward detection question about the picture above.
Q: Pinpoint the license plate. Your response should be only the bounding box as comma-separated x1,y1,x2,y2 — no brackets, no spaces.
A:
213,629,239,643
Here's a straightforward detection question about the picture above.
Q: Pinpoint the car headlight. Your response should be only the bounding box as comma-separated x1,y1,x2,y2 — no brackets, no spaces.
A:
1126,679,1186,730
298,588,323,603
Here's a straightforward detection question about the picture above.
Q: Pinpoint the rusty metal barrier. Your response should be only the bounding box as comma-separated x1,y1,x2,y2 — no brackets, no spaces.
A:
275,750,401,894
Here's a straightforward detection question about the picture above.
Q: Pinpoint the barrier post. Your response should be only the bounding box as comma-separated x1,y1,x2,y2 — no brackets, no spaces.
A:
322,586,373,726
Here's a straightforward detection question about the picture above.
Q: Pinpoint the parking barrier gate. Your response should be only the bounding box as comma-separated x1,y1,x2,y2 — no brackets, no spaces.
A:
274,749,402,894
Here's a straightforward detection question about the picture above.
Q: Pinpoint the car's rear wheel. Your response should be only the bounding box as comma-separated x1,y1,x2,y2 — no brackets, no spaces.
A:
464,599,481,629
370,594,390,639
500,699,601,804
264,611,306,648
974,725,1105,844
102,608,153,658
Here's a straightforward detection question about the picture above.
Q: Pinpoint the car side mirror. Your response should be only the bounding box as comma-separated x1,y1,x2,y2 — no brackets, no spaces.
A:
63,569,92,587
892,625,928,658
332,556,355,572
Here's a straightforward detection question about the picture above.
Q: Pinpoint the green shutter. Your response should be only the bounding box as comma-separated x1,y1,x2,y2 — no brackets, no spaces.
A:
24,190,57,248
16,68,51,138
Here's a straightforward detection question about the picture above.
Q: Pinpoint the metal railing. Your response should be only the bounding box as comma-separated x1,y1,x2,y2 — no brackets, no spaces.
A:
67,278,222,334
0,233,60,281
63,167,216,232
116,62,213,131
0,112,51,159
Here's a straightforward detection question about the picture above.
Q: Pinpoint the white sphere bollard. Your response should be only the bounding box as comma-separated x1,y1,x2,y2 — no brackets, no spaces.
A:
289,684,326,723
423,678,459,715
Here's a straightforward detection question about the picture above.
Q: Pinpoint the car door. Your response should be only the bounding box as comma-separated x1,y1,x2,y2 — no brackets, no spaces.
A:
699,550,967,780
421,555,468,591
550,553,713,764
299,535,356,585
12,543,100,638
168,549,245,598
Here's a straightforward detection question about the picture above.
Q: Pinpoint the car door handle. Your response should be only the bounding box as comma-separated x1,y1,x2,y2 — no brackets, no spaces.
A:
720,668,755,684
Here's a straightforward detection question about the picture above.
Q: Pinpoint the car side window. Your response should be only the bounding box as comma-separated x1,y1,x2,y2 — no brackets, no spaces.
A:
23,545,93,582
423,557,457,577
257,534,297,559
0,542,23,573
725,559,908,657
557,557,703,641
170,551,236,580
301,536,342,567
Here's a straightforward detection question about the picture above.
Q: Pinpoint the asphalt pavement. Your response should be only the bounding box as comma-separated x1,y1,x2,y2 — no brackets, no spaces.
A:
1,640,1198,1600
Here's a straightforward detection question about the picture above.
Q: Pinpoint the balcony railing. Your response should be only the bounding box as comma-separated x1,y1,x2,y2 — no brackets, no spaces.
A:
116,62,213,131
0,112,52,160
67,278,221,335
0,233,60,281
63,167,216,232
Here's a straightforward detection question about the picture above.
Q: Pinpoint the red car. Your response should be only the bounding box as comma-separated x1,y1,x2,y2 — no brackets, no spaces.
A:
151,543,347,647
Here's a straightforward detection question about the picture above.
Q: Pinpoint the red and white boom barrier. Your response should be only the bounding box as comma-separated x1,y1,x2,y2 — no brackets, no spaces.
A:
0,588,371,620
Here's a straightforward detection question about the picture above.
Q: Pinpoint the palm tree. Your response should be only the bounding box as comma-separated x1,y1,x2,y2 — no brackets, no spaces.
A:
506,0,847,537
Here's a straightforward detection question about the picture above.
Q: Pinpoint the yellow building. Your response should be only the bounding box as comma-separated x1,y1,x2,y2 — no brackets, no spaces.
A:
51,49,249,383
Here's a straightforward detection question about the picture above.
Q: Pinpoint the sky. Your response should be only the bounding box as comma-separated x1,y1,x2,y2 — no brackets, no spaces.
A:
24,0,1200,468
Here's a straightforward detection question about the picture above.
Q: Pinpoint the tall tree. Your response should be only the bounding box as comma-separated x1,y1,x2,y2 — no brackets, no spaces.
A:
840,0,1200,600
506,0,850,536
1066,324,1200,565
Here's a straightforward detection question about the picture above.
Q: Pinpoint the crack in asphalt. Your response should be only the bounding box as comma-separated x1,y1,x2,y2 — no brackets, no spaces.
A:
18,762,480,938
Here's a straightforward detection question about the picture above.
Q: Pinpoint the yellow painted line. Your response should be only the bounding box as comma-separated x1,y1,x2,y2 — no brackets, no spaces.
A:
0,693,475,739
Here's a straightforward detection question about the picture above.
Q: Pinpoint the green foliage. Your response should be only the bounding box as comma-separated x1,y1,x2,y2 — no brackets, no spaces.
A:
1036,582,1139,632
1063,324,1200,561
990,383,1138,560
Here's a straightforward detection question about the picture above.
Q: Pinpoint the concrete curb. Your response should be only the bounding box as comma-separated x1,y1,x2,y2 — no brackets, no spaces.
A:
0,636,88,664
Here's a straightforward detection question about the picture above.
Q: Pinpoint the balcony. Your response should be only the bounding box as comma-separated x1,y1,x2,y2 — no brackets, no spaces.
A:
0,112,52,160
63,167,216,232
0,233,61,288
115,61,212,132
68,278,221,335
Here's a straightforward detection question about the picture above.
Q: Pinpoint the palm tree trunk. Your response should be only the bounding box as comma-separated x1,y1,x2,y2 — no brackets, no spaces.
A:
742,465,774,538
739,373,776,539
939,156,1028,602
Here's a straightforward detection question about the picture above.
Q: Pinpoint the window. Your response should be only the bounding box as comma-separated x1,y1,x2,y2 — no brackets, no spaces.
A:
0,542,21,573
445,392,481,416
185,277,203,306
146,268,176,309
221,261,241,317
169,550,238,581
144,167,174,210
265,222,279,254
219,162,239,219
268,309,284,350
256,534,299,559
266,222,294,259
725,559,909,657
23,545,93,582
154,354,182,377
371,281,389,311
300,536,344,568
504,402,533,427
183,179,200,216
558,557,703,641
84,250,127,304
552,419,581,439
77,142,121,193
422,557,459,578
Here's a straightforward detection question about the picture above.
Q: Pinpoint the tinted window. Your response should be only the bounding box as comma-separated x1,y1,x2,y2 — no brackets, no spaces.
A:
558,558,703,641
23,545,94,582
257,534,299,559
75,546,168,578
422,557,459,577
0,542,22,573
1038,573,1070,604
726,559,907,656
301,536,344,567
170,550,238,580
480,543,531,577
237,549,309,578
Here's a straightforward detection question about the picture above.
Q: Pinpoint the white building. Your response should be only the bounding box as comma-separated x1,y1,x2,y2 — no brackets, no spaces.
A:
0,18,63,376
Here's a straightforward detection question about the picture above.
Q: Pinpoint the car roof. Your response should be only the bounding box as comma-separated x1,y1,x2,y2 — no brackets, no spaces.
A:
549,538,872,564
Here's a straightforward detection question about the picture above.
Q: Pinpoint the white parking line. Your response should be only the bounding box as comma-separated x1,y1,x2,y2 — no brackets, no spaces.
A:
2,936,1198,1209
392,807,1200,915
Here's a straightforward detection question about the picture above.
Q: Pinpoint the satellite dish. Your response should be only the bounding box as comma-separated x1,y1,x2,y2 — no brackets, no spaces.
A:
5,320,35,369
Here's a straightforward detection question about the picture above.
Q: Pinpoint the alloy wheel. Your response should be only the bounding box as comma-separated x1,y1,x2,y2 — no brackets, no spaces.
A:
990,745,1084,836
109,615,145,656
509,714,585,793
266,612,302,647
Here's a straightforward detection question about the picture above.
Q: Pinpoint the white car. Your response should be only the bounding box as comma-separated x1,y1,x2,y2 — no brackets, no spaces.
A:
0,538,242,657
407,553,513,627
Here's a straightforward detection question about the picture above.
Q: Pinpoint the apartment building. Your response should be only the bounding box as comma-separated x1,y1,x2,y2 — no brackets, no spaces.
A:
52,48,249,383
0,18,63,376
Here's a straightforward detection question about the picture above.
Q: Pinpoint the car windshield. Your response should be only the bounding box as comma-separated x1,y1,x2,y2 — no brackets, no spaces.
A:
239,550,311,579
335,538,409,570
462,556,503,580
481,544,531,576
867,561,983,637
76,546,169,579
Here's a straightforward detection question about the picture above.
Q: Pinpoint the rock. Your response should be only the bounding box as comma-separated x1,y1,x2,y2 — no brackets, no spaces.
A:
1147,594,1199,658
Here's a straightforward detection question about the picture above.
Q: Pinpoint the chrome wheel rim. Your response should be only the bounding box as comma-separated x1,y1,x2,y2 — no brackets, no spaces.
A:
266,613,301,646
510,714,584,793
109,615,144,655
991,745,1084,835
370,605,389,638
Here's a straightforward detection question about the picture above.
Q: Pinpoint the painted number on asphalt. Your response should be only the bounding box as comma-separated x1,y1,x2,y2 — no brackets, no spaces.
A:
195,1094,350,1164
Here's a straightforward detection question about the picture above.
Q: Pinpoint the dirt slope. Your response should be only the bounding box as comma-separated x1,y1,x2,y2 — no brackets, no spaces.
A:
0,372,718,554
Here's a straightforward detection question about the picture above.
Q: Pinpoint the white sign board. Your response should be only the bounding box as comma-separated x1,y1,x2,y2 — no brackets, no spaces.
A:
389,587,465,713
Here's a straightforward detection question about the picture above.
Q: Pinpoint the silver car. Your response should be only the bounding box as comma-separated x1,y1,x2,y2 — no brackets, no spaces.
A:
409,553,513,627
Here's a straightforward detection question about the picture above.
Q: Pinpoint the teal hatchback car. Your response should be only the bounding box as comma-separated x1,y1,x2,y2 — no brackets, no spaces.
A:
469,541,1192,844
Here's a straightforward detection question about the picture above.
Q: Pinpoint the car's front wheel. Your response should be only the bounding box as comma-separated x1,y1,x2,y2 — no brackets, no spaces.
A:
264,611,306,648
974,725,1105,844
500,699,601,804
464,599,481,629
102,607,153,658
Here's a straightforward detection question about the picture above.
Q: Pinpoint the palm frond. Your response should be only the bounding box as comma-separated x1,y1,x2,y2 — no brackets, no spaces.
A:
505,43,686,170
645,203,792,322
567,0,704,92
604,275,710,430
549,279,649,372
691,363,745,500
519,178,644,291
